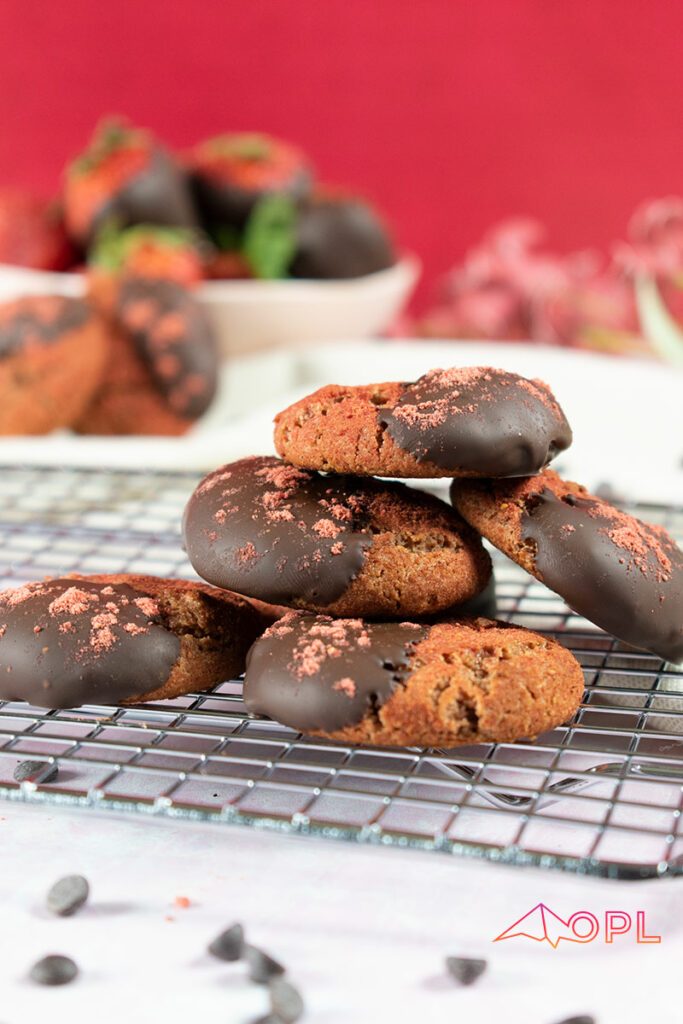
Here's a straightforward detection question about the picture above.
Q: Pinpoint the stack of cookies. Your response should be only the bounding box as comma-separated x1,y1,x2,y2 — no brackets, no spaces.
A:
1,364,680,753
180,364,682,748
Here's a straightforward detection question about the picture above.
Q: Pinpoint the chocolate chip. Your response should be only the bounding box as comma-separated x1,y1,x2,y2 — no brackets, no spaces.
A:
445,956,487,985
29,954,78,986
269,978,304,1022
552,1018,595,1024
46,875,89,917
245,945,286,984
13,760,58,783
208,922,245,961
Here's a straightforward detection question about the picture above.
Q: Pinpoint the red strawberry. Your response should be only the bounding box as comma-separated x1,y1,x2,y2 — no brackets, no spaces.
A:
0,190,74,271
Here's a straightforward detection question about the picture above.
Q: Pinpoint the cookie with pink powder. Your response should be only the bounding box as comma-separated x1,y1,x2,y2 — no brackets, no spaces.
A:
274,366,572,478
0,574,278,708
451,469,683,663
182,456,491,618
76,277,218,436
243,611,584,746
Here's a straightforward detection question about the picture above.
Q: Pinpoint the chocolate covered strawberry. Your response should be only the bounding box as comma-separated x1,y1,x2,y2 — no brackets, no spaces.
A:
188,132,312,232
64,118,198,248
290,193,395,279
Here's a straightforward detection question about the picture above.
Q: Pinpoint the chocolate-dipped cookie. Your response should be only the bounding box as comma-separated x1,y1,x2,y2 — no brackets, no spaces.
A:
274,367,572,479
244,613,584,746
0,574,279,709
188,132,312,231
77,276,218,435
0,295,108,435
451,469,683,663
64,118,198,248
289,195,395,279
182,456,491,618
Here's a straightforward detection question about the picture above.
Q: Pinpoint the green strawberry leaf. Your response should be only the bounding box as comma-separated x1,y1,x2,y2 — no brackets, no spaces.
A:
205,133,272,162
242,194,297,279
88,221,199,269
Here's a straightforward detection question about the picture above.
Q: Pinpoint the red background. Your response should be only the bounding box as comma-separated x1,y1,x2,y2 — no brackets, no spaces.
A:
1,0,681,300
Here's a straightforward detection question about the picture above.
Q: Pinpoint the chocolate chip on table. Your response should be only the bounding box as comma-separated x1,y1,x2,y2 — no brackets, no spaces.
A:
445,956,488,986
29,954,78,986
269,977,305,1023
13,760,58,784
245,945,286,984
46,875,90,917
208,922,245,961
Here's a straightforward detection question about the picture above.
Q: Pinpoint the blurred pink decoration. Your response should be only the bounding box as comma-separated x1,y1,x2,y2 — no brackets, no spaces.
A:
421,218,571,341
619,196,683,275
614,197,683,329
417,214,659,356
534,265,644,355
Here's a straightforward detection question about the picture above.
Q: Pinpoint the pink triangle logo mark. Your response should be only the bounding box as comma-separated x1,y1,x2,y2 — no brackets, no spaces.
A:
493,903,593,948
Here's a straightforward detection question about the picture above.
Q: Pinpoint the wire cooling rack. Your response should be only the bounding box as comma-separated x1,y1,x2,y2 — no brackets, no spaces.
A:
0,465,682,881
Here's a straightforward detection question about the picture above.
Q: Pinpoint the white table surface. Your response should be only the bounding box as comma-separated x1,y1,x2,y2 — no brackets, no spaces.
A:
1,800,680,1024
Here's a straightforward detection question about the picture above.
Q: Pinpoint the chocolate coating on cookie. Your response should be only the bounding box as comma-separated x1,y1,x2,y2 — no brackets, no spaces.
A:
244,613,428,732
116,277,217,418
0,296,90,357
380,367,572,476
183,456,375,607
245,613,585,745
0,579,181,708
521,488,683,662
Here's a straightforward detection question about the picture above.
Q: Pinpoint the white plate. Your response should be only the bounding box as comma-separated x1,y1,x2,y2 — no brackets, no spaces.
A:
0,256,419,357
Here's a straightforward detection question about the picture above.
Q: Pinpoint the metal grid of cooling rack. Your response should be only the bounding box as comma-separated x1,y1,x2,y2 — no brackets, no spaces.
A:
0,465,682,881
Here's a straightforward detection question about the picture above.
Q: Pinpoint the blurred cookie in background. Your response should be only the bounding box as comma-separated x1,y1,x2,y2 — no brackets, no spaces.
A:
77,276,218,435
0,294,108,435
